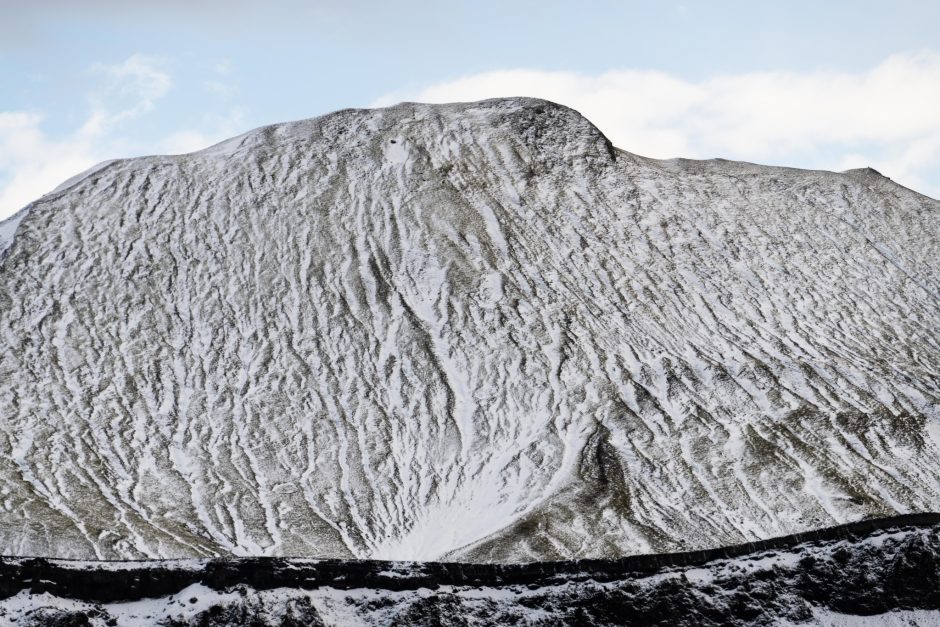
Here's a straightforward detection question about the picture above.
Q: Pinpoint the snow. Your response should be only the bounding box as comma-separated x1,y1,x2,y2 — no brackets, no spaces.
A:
0,208,28,256
784,609,940,627
0,97,938,563
0,518,937,624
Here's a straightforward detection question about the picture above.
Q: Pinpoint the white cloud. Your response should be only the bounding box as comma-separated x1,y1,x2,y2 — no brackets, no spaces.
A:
0,55,175,221
373,51,940,199
88,54,172,128
156,109,246,155
0,112,101,221
157,130,221,155
0,55,244,221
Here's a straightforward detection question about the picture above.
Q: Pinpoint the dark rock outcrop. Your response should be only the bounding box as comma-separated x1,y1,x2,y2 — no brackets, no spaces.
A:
2,514,939,625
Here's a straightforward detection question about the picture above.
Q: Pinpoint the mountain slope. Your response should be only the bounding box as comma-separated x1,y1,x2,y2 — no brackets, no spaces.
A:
0,98,938,561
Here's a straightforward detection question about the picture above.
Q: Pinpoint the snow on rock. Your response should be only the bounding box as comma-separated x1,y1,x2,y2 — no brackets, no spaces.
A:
0,98,938,561
0,515,939,626
0,209,29,258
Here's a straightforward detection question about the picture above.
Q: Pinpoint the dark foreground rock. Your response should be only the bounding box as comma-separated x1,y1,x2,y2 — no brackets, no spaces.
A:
1,513,939,625
3,97,940,564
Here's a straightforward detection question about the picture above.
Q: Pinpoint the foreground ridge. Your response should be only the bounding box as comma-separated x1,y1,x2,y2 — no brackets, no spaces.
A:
2,513,939,625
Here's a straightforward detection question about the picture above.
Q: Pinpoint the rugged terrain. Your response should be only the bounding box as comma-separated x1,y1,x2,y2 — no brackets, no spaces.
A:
0,97,938,562
1,514,939,626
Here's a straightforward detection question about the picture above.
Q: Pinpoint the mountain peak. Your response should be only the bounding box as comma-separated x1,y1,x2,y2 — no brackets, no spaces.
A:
843,166,889,179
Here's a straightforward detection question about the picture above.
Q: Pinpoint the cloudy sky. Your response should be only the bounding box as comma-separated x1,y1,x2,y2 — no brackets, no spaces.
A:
2,0,939,220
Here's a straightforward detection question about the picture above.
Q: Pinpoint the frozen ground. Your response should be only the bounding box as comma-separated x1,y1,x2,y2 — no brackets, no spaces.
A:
0,514,937,626
0,98,938,561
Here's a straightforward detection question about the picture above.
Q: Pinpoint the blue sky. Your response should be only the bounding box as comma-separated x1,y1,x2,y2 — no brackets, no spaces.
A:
2,0,939,219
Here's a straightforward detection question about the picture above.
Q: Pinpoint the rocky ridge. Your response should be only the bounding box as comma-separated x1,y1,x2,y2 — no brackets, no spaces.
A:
1,514,939,626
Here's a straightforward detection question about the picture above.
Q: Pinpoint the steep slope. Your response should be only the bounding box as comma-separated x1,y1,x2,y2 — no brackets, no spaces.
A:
0,98,938,562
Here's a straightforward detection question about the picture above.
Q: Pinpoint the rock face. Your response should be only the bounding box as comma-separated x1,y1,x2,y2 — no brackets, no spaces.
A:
0,97,938,561
2,515,940,626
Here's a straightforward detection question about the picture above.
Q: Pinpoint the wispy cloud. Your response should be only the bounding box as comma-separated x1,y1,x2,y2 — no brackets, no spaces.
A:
0,55,241,220
156,108,246,155
0,54,173,220
91,54,172,120
0,111,101,222
373,51,940,199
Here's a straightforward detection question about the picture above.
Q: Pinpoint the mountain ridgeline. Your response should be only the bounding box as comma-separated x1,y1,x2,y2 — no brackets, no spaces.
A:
0,98,938,562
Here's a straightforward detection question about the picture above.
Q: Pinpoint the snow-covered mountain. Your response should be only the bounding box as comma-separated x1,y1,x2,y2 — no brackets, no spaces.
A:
0,98,938,562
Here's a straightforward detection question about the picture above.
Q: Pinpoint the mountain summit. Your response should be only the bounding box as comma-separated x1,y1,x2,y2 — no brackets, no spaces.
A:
0,98,938,562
